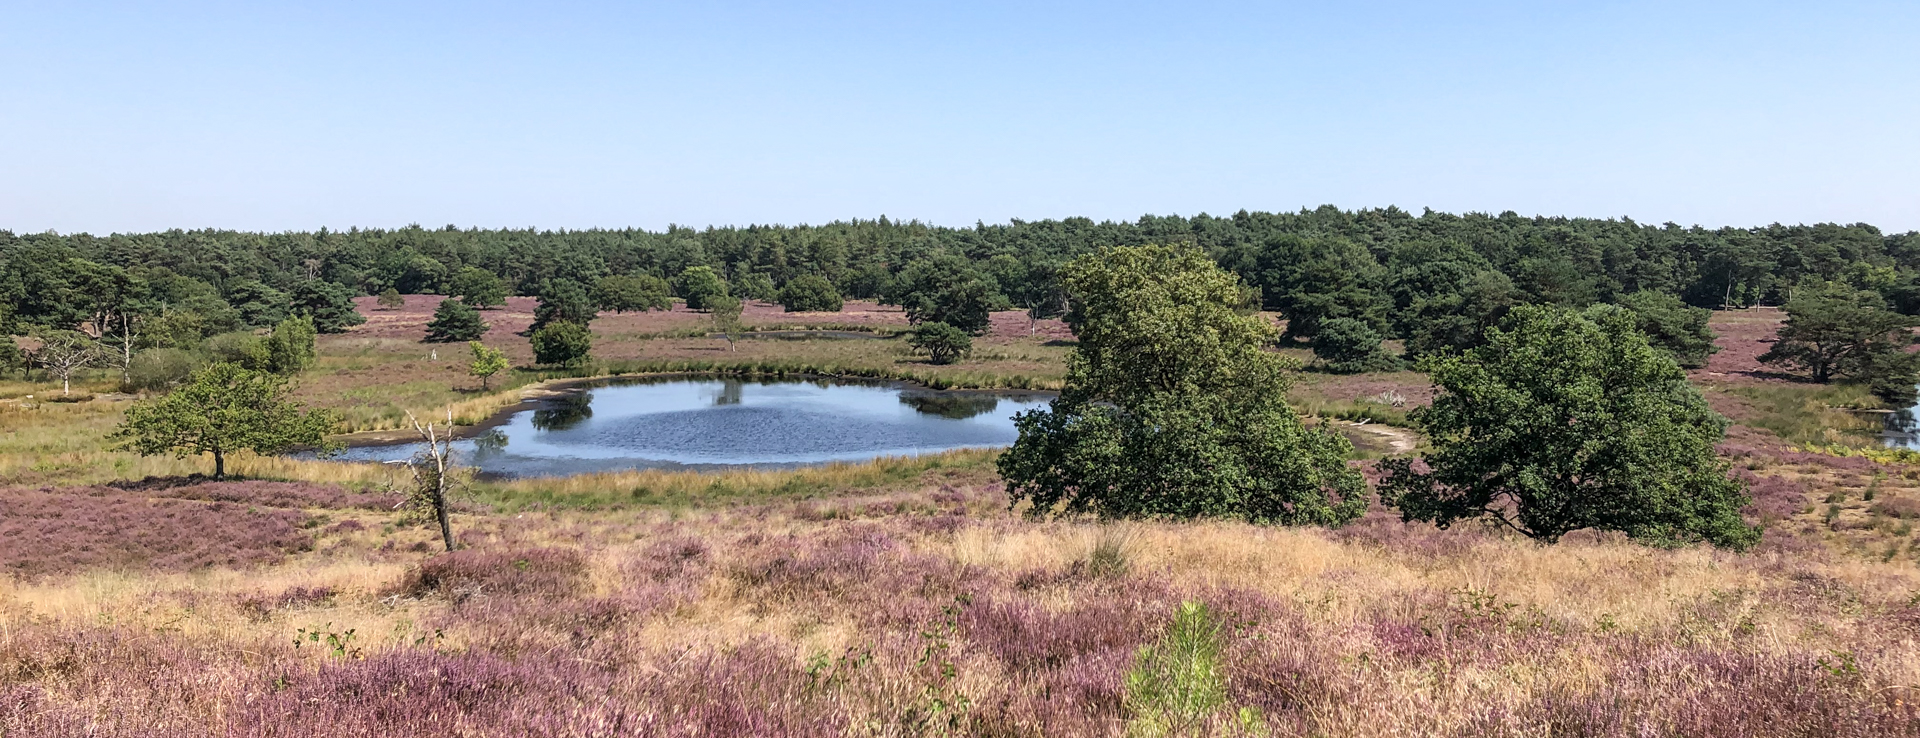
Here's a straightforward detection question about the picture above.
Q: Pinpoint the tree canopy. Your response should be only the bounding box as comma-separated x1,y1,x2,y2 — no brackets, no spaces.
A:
1378,304,1758,548
111,362,339,479
777,274,843,313
998,244,1367,526
424,299,488,343
1760,281,1920,403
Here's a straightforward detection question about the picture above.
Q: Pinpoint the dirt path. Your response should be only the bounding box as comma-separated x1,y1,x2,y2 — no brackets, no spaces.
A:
1333,420,1419,455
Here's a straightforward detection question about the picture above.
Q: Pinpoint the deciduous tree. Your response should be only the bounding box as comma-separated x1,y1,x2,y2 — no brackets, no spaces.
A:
467,341,509,390
530,321,593,367
111,362,340,479
999,244,1366,526
1378,304,1757,548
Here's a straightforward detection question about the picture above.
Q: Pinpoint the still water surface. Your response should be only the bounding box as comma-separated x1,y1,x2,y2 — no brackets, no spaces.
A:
325,379,1052,478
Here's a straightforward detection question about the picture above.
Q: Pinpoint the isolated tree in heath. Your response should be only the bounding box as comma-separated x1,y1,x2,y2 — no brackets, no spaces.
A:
593,274,673,313
530,321,593,368
907,321,973,364
1378,304,1758,548
1760,280,1920,403
676,266,730,311
377,287,404,310
111,362,340,479
262,315,318,375
31,330,102,395
528,279,596,333
450,267,507,309
998,244,1367,526
424,299,488,343
777,274,843,313
468,341,509,390
707,295,744,351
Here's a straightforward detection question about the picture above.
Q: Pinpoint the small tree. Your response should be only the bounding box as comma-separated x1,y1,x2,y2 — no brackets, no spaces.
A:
450,267,507,309
777,274,843,313
530,321,593,367
1377,304,1758,548
593,274,673,313
31,330,102,395
1308,317,1399,373
291,280,365,333
677,266,730,311
468,341,509,390
111,362,340,479
907,321,972,364
263,315,317,375
905,280,994,334
424,299,488,343
377,288,405,310
708,295,744,351
406,409,461,552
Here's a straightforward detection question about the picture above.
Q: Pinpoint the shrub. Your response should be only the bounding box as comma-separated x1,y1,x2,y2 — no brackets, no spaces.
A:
392,548,590,599
262,314,317,374
125,348,200,392
377,287,405,309
1124,601,1239,736
203,331,268,370
530,321,593,368
1308,317,1399,373
451,267,508,309
0,486,311,578
907,322,972,364
778,274,843,313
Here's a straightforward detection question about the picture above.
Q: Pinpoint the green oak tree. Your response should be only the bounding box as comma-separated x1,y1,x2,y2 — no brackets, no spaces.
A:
906,321,972,364
777,274,843,313
1377,304,1757,548
530,321,593,368
111,362,340,479
593,274,673,313
676,266,730,311
998,244,1366,526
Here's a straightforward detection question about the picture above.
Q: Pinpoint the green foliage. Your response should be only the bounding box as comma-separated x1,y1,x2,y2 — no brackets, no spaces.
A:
467,341,510,390
1378,304,1758,548
777,274,844,313
289,280,365,333
450,267,508,309
1309,317,1400,373
262,315,317,374
224,280,290,328
530,279,596,333
892,255,997,334
707,295,744,351
423,299,488,343
111,362,340,479
1258,234,1389,341
999,244,1367,525
1761,281,1920,404
126,348,201,392
530,321,593,368
1401,269,1519,359
0,335,23,378
376,287,404,309
906,322,972,364
1616,290,1718,369
203,331,269,370
733,272,778,302
1124,601,1249,738
592,274,673,313
676,266,730,311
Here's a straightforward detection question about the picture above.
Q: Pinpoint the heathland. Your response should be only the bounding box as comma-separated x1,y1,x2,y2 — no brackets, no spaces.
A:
6,211,1920,736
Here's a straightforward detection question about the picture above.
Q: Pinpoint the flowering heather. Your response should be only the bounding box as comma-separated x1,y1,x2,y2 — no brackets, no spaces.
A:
121,477,404,510
6,463,1920,736
0,486,312,578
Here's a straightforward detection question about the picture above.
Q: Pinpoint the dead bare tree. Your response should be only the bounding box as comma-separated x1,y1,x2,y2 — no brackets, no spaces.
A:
406,409,461,552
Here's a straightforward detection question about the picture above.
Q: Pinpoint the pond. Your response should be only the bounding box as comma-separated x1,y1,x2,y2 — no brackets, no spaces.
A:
322,378,1054,478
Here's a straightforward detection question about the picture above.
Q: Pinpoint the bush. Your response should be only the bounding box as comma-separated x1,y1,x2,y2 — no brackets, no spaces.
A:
126,348,201,392
530,321,593,368
907,322,972,364
1309,317,1399,373
203,331,268,370
778,274,843,313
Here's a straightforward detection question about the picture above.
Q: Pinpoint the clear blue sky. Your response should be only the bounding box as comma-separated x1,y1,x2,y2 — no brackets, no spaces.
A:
3,1,1916,234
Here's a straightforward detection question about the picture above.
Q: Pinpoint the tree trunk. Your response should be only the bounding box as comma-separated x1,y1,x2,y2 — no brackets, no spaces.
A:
213,449,226,480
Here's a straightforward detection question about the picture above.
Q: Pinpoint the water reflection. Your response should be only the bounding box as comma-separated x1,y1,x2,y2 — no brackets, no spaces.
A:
319,379,1053,478
531,393,594,431
898,393,1001,420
